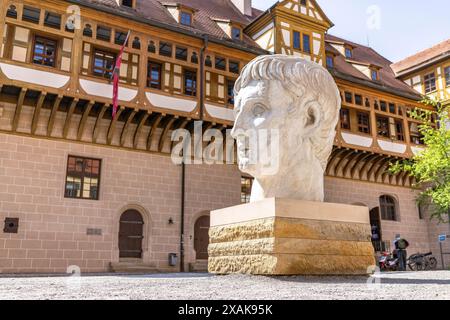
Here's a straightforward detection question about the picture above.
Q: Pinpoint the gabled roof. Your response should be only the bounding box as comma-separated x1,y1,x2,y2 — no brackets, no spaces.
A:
67,0,267,54
325,34,422,100
391,39,450,77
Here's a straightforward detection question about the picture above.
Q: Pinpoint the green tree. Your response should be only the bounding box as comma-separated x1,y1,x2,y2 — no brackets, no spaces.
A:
390,97,450,222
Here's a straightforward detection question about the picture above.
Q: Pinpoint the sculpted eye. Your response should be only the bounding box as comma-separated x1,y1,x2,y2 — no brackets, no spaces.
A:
252,103,267,118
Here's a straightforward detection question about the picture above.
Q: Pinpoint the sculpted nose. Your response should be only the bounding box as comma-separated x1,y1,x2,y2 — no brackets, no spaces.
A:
231,115,245,138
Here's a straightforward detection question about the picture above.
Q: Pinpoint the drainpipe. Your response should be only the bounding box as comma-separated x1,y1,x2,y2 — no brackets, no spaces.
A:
199,35,209,120
180,161,186,272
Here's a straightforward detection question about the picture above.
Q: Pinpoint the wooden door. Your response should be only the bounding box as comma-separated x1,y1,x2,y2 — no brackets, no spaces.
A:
194,216,210,260
119,210,144,258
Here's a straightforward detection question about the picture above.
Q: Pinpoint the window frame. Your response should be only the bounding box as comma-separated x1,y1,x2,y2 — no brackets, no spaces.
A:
444,66,450,87
379,195,397,221
180,11,192,26
32,35,58,68
147,60,162,90
65,155,102,201
340,108,351,130
231,26,242,40
395,120,405,141
357,112,371,134
326,54,334,69
226,79,236,106
376,116,390,138
183,69,197,97
91,48,117,79
424,72,437,93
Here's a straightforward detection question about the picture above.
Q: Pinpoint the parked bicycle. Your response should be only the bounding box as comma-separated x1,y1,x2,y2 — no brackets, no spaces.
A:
407,252,438,271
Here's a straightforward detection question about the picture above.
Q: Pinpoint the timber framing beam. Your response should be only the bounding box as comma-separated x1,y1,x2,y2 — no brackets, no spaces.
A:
93,104,109,144
158,115,178,152
31,92,47,135
63,99,79,139
147,114,164,151
107,107,124,145
47,95,62,137
133,112,151,149
12,89,26,132
77,101,95,141
120,109,138,147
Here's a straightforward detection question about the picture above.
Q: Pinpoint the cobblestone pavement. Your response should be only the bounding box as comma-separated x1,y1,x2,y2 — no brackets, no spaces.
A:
0,271,449,300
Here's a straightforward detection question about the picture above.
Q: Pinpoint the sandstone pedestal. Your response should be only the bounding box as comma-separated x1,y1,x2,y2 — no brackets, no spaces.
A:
208,198,376,275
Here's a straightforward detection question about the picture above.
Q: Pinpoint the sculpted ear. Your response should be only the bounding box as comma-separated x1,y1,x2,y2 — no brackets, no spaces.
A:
303,101,322,136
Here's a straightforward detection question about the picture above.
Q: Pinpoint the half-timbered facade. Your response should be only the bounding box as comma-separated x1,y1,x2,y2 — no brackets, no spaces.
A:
0,0,448,273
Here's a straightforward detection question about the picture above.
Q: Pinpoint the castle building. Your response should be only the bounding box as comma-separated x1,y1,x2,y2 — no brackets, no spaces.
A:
0,0,448,273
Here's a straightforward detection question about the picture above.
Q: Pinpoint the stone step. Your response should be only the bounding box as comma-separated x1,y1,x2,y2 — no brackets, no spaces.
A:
109,262,158,274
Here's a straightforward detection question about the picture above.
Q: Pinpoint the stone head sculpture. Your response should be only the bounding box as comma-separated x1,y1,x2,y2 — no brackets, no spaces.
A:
230,55,341,202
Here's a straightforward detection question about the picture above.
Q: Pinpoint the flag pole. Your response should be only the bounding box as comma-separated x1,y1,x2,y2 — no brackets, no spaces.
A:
112,30,131,120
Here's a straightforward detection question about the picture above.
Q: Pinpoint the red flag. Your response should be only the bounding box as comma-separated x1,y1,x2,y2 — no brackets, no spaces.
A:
112,30,131,120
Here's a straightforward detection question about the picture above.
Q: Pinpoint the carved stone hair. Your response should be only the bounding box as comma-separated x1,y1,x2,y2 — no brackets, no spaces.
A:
234,55,341,169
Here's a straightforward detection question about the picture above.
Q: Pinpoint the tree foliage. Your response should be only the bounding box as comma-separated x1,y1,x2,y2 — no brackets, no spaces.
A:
390,97,450,222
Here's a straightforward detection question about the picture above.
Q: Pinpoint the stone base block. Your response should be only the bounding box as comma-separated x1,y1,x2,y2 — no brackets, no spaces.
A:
208,198,376,275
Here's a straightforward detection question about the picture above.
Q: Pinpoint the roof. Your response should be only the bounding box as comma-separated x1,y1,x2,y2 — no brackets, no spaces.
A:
325,34,422,100
68,0,267,54
391,39,450,76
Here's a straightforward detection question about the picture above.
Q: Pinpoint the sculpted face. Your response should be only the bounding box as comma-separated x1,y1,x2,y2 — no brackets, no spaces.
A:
230,55,340,202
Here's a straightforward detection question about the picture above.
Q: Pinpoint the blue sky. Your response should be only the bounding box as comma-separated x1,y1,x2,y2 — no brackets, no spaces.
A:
252,0,450,62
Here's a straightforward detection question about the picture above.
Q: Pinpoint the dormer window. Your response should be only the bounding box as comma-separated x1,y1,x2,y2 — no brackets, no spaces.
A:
231,27,242,40
371,69,379,81
326,54,334,68
180,11,192,26
121,0,135,8
345,47,353,59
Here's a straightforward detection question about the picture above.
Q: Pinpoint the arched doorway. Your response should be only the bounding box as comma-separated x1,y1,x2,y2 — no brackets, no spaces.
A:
369,207,383,252
194,216,210,260
119,209,144,259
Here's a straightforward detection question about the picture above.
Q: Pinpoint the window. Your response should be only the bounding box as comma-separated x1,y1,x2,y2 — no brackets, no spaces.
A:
184,70,197,96
345,47,352,59
92,49,116,79
371,69,378,81
303,34,311,54
380,195,397,221
121,0,134,7
159,42,172,57
115,31,128,46
410,122,424,145
227,79,235,105
229,60,239,74
445,66,450,87
23,6,40,24
232,27,241,40
241,177,253,204
395,120,404,141
83,24,93,37
215,56,226,70
376,116,390,138
357,112,370,134
191,52,198,64
355,94,363,106
44,11,61,29
389,103,396,114
180,12,192,26
6,5,17,19
326,55,334,68
32,36,57,67
147,61,162,89
380,101,387,112
424,72,436,93
132,37,141,49
365,98,371,108
65,156,101,200
418,204,425,220
205,56,212,67
293,31,301,50
340,108,350,130
148,41,156,53
96,26,112,42
175,46,188,61
344,92,353,104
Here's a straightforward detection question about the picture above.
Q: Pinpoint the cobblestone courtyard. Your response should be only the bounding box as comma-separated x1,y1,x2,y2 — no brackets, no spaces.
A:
0,271,449,300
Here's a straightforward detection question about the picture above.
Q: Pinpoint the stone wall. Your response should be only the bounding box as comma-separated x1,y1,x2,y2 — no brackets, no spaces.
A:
0,132,241,273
